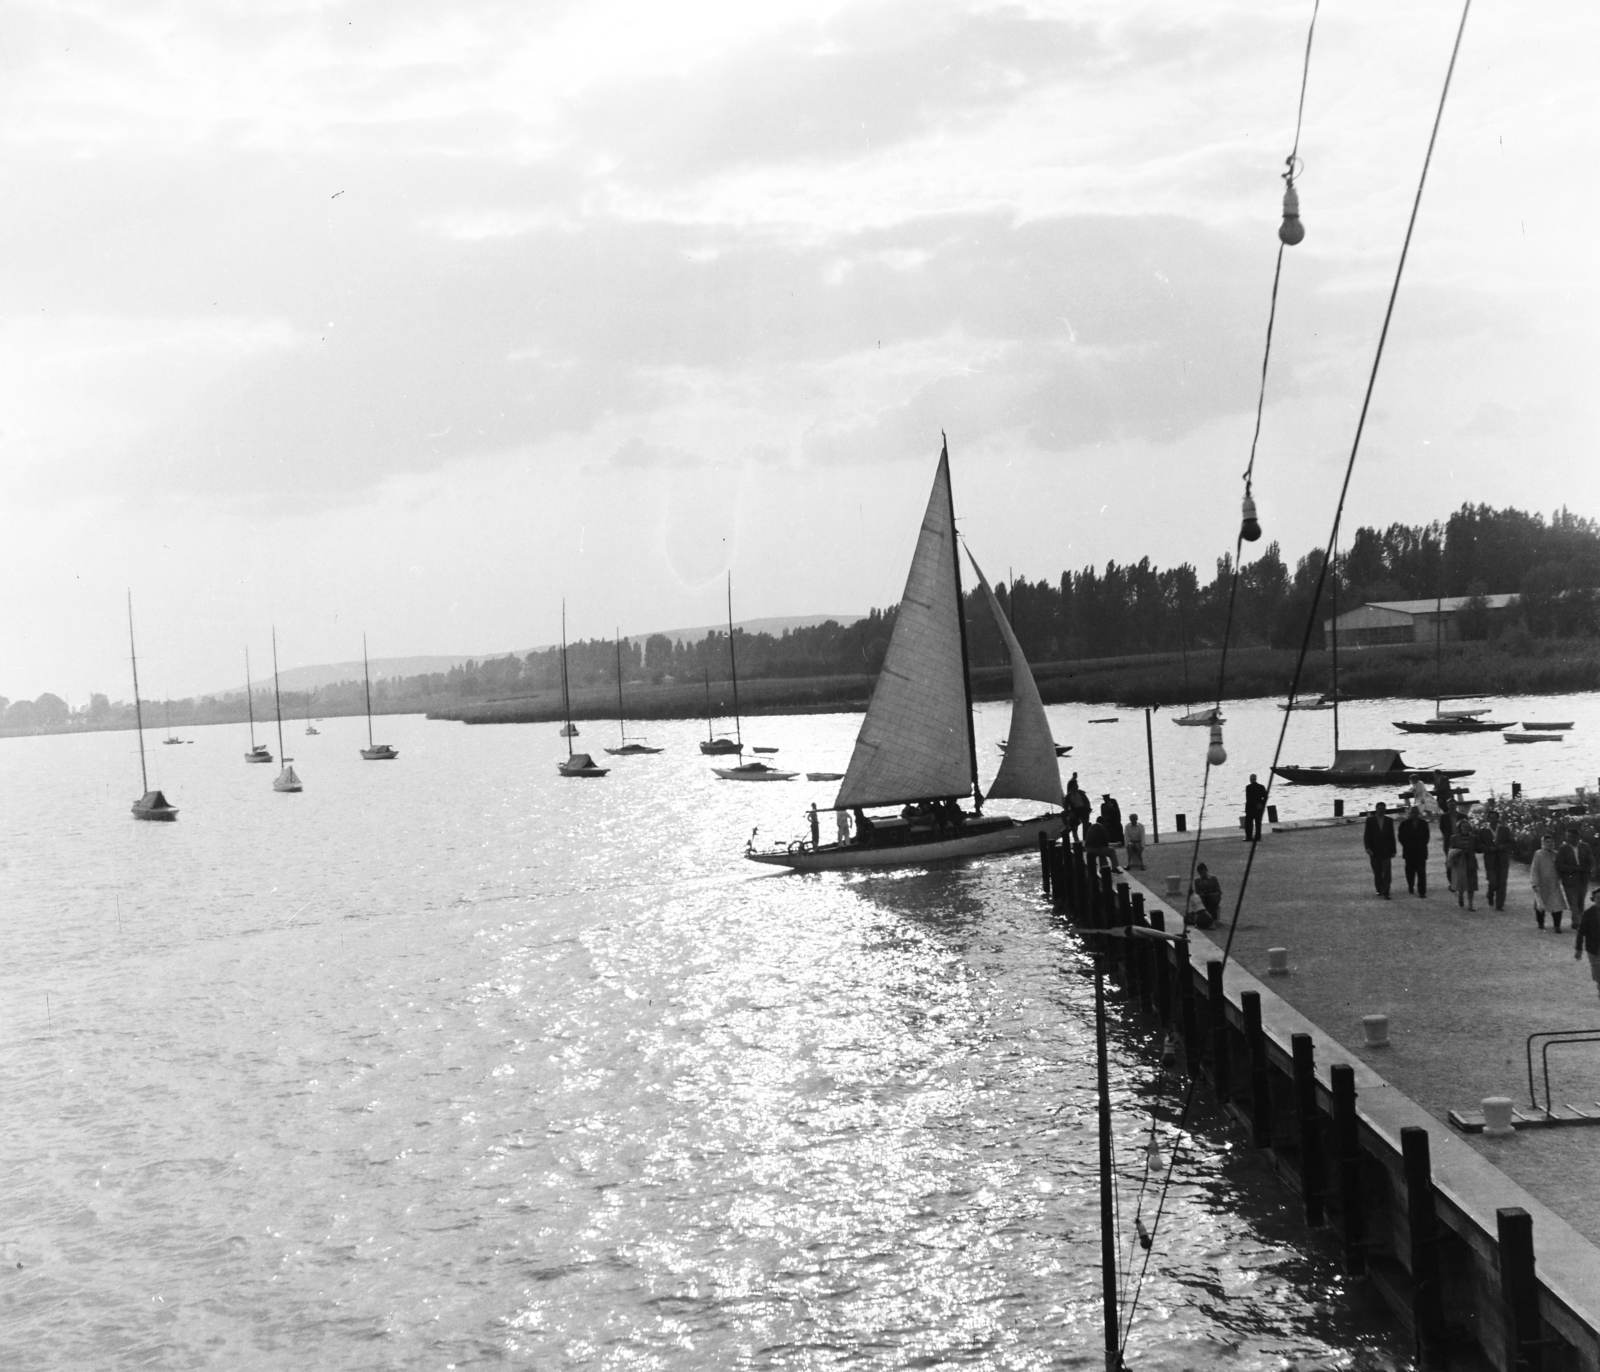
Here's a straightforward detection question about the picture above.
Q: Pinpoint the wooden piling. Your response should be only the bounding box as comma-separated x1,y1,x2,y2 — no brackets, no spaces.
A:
1175,934,1198,1077
1242,991,1271,1148
1291,1034,1325,1226
1132,892,1151,1015
1496,1207,1543,1372
1330,1063,1365,1276
1039,832,1051,897
1206,959,1229,1104
1402,1126,1446,1366
1150,910,1172,1027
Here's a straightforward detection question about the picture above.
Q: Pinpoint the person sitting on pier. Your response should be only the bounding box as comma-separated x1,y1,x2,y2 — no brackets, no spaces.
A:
1190,863,1221,929
1085,816,1116,874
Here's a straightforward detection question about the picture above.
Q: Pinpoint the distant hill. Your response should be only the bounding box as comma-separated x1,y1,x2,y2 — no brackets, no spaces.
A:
203,614,862,698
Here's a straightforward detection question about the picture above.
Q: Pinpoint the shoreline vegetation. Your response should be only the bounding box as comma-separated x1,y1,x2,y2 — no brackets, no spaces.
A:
5,638,1598,742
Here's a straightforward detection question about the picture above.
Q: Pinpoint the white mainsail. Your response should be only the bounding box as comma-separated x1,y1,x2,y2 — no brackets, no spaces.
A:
834,448,974,810
969,553,1064,807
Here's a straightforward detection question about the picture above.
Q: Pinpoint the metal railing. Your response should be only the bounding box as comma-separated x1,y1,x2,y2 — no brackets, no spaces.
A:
1526,1029,1600,1114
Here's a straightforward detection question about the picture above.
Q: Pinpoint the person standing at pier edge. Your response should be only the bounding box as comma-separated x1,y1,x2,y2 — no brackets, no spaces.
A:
1481,808,1513,910
1363,802,1396,898
1244,774,1267,841
1398,805,1431,897
1530,833,1568,931
1065,775,1092,841
1556,826,1593,921
1100,794,1124,846
1124,813,1146,870
1575,896,1600,999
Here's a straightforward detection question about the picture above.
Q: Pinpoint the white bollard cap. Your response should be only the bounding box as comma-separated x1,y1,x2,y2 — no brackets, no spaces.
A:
1481,1096,1515,1138
1362,1013,1390,1047
1267,947,1289,975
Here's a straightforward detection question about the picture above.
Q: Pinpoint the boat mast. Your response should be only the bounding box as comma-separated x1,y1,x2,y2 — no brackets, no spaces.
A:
561,601,573,759
943,437,982,808
363,634,376,749
615,632,626,743
1330,532,1340,754
1434,544,1444,719
726,573,742,749
245,647,258,749
271,629,287,763
1094,958,1124,1371
127,592,149,795
704,668,714,742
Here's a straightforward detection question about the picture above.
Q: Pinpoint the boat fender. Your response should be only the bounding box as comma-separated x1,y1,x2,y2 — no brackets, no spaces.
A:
1135,1216,1153,1250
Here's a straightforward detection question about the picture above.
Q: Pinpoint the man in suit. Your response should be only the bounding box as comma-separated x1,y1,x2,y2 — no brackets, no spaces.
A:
1364,801,1397,899
1244,774,1268,841
1398,804,1431,897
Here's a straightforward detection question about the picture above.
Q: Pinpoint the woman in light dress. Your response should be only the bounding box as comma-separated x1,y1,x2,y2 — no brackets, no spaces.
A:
1530,832,1569,931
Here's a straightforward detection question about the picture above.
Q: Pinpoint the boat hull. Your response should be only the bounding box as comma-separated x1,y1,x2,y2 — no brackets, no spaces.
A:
749,813,1064,871
131,790,178,821
1392,719,1507,734
1504,733,1561,744
558,765,609,777
604,744,665,755
1522,721,1573,731
245,750,273,763
361,746,399,760
700,739,742,755
714,766,796,781
1272,764,1474,787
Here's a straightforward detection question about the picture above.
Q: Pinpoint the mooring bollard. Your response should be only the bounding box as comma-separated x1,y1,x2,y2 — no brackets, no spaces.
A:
1207,959,1230,1104
1330,1064,1364,1275
1242,991,1271,1148
1511,780,1522,798
1334,799,1345,818
1176,813,1187,832
1150,910,1172,1027
1401,1127,1446,1364
1267,947,1289,976
1496,1207,1544,1372
1292,1034,1325,1227
1362,1014,1390,1048
1165,874,1181,898
1481,1096,1515,1138
1267,804,1279,824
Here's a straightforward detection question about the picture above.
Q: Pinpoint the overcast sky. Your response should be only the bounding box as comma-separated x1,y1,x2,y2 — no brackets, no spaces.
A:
1,0,1594,702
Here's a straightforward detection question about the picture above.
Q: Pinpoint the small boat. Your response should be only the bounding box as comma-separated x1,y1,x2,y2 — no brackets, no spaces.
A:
1273,748,1472,787
714,760,797,781
1174,706,1223,726
1392,716,1508,734
702,576,774,762
127,594,178,821
161,702,188,745
999,740,1072,756
1279,694,1340,711
304,690,320,735
242,647,273,763
1504,732,1562,744
747,442,1065,871
752,746,780,754
603,632,664,756
270,630,303,792
806,771,844,782
1522,720,1574,731
1088,717,1117,724
557,603,608,778
358,636,399,760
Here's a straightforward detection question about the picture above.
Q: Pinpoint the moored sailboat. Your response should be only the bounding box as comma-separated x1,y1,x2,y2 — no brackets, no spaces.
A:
270,630,302,793
747,442,1063,869
557,603,608,777
359,636,398,760
243,648,273,763
127,594,178,821
604,632,663,756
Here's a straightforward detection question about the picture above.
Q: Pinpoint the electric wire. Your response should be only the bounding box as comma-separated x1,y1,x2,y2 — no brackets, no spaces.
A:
1116,2,1473,1355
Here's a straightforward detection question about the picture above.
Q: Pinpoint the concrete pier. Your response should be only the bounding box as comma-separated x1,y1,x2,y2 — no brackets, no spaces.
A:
1045,822,1600,1370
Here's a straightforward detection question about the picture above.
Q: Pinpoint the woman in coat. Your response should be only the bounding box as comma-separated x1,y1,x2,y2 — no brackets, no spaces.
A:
1530,832,1569,931
1448,831,1479,910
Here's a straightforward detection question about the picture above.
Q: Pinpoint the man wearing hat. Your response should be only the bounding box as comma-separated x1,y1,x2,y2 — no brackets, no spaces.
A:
1557,826,1593,922
1363,801,1397,899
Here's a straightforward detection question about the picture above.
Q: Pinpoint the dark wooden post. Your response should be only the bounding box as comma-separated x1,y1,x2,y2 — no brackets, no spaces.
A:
1098,868,1115,935
1292,1034,1325,1226
1149,910,1172,1027
1039,832,1052,897
1207,959,1230,1103
1402,1126,1446,1366
1073,841,1089,923
1330,1064,1365,1275
1114,883,1131,973
1175,934,1199,1077
1242,991,1271,1148
1131,892,1151,1014
1496,1207,1543,1372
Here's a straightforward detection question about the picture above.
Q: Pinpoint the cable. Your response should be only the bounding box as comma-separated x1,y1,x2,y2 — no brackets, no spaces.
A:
1118,2,1473,1354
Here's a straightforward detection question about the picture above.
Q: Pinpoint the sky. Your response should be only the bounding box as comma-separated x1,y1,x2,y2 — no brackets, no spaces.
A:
1,0,1595,703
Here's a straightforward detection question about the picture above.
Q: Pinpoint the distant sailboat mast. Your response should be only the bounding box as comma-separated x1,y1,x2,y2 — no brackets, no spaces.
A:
615,633,627,744
561,602,574,760
272,630,288,764
726,574,742,751
246,648,259,751
364,635,376,751
128,593,149,797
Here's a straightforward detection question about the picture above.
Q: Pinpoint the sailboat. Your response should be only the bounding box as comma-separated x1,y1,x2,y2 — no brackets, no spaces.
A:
304,688,320,736
604,632,663,755
270,630,303,793
557,602,608,777
710,575,795,780
127,594,178,821
359,636,398,760
243,648,273,762
162,699,189,744
747,442,1064,868
699,669,741,754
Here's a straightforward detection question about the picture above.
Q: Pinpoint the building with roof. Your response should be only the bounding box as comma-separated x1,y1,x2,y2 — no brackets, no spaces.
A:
1323,594,1519,649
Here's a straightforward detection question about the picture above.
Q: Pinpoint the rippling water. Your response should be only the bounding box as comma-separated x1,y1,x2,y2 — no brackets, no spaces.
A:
0,699,1506,1367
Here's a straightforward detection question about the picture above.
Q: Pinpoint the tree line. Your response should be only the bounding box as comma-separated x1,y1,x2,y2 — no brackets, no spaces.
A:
6,502,1597,732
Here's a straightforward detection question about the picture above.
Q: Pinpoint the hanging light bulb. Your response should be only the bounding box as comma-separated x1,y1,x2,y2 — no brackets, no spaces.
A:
1207,720,1227,767
1279,181,1305,246
1241,491,1262,543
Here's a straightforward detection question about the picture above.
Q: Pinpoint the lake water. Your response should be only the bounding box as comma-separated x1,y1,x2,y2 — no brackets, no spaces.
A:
14,692,1583,1366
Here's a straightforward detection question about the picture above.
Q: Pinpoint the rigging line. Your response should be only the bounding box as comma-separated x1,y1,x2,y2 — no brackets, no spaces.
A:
1119,3,1474,1352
